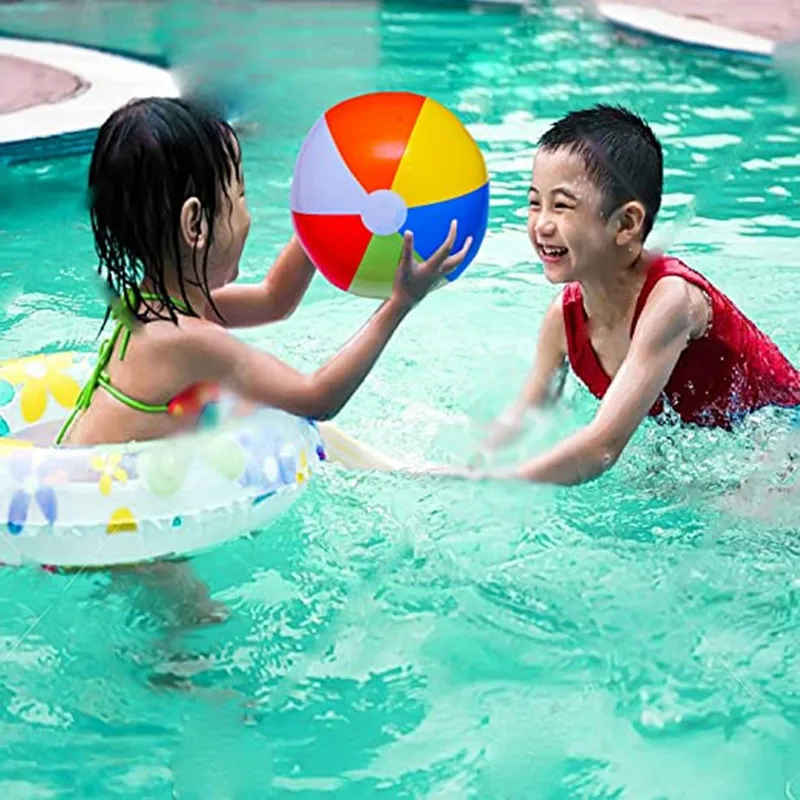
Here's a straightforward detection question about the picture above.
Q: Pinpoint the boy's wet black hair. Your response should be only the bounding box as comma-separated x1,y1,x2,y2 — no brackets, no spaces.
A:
88,96,241,325
537,104,663,241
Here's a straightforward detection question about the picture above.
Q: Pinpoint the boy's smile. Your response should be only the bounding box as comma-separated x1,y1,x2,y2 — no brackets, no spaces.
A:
527,147,616,283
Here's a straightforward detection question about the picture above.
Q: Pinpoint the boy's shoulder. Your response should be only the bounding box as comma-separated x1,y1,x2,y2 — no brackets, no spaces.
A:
644,250,716,293
642,253,715,339
648,250,701,278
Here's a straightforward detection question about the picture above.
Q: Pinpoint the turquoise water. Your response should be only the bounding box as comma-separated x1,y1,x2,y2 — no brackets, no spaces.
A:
1,2,799,797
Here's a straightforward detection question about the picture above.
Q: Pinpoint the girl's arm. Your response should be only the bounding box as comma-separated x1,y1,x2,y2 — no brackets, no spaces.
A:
206,236,315,327
189,225,471,420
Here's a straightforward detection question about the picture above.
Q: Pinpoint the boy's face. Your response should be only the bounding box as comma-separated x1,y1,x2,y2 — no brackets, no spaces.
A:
527,148,618,284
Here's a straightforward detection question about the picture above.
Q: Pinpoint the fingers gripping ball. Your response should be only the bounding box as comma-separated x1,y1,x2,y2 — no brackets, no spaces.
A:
290,91,489,299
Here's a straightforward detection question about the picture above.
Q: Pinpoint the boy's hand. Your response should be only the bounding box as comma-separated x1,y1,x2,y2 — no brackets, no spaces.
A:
482,411,527,451
420,463,488,480
464,410,527,469
391,221,472,309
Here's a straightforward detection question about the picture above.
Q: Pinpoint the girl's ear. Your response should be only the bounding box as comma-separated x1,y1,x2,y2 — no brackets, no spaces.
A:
179,197,208,250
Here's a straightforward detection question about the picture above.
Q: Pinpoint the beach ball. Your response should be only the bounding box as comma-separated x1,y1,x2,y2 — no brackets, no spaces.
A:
290,91,489,299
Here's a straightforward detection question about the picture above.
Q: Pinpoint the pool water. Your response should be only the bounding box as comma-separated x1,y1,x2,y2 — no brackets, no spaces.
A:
1,2,799,797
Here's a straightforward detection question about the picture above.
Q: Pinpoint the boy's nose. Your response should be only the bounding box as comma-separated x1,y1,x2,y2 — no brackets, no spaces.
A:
535,216,556,237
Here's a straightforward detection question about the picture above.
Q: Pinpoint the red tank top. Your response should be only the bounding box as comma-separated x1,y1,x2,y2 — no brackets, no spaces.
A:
562,256,800,429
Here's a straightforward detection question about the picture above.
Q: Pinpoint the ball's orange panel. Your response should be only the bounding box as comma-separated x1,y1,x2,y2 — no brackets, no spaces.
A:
292,212,372,292
325,92,426,194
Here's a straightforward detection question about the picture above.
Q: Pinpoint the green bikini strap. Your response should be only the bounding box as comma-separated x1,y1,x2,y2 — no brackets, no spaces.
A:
96,373,168,413
138,291,192,316
54,289,192,445
55,324,124,445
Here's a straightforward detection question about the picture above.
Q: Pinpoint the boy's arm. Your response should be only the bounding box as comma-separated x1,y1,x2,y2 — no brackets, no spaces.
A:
503,277,698,484
444,277,702,485
205,236,315,327
480,294,567,451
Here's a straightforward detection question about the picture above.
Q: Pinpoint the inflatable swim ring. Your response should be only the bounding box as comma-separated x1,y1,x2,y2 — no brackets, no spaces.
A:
0,352,325,569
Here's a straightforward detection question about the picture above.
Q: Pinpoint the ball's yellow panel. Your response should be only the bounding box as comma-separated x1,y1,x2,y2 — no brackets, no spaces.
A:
391,97,488,208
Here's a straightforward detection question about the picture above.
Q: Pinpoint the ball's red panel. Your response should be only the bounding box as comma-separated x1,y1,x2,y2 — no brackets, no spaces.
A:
291,212,373,291
324,92,426,194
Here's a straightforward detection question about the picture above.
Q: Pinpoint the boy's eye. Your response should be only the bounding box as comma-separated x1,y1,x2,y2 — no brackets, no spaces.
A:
554,202,570,210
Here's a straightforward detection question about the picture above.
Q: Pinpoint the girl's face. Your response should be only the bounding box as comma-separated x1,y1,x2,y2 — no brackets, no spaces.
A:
208,163,251,289
179,139,251,292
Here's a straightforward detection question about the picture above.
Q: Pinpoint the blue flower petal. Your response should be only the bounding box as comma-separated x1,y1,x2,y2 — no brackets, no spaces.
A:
35,487,57,526
0,417,8,438
240,461,266,490
8,491,30,535
278,451,296,484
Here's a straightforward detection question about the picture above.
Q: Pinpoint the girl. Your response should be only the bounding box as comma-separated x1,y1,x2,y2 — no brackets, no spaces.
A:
56,97,469,627
58,96,470,447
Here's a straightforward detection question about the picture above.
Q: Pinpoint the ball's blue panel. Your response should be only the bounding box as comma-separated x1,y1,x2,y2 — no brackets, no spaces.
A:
401,182,489,281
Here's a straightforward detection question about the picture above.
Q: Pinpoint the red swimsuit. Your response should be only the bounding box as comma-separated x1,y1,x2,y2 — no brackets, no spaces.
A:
562,255,800,429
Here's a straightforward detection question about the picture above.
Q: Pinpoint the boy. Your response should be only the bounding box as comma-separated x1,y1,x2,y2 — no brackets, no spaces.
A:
463,104,800,485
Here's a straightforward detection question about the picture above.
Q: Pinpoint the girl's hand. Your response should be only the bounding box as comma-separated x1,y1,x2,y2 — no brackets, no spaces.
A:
391,220,473,309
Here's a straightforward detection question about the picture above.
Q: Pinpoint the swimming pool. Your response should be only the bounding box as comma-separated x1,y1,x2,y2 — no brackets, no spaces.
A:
1,2,798,797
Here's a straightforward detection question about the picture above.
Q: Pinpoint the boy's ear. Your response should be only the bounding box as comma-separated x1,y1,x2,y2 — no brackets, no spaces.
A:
614,200,646,246
179,197,209,250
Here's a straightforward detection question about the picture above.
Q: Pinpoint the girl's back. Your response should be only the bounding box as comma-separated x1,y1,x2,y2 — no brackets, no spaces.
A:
64,314,212,445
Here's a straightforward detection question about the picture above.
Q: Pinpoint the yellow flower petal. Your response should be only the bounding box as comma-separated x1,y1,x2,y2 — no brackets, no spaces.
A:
99,474,112,497
107,507,137,535
112,468,128,484
47,372,80,411
0,363,25,385
90,454,105,472
20,382,47,424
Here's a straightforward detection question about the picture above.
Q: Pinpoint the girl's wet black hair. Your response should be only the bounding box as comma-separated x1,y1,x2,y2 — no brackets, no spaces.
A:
88,96,241,326
537,104,663,241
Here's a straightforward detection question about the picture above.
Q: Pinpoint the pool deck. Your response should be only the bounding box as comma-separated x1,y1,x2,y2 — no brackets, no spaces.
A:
0,54,87,114
0,36,178,163
473,0,797,52
594,0,799,43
